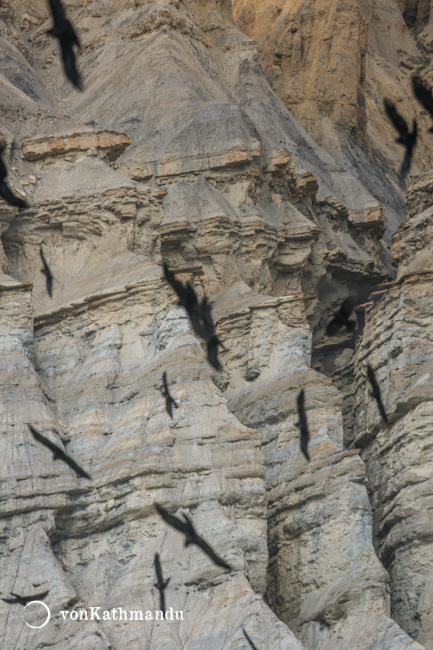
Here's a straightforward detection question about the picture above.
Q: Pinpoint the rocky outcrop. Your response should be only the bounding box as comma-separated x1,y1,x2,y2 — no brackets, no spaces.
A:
0,1,430,649
233,0,433,232
352,171,433,648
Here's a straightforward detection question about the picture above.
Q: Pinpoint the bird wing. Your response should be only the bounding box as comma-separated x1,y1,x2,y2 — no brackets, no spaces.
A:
207,336,222,371
400,147,413,179
243,629,259,650
186,519,231,570
326,318,342,336
59,39,82,90
384,100,409,136
39,248,51,275
0,182,27,208
40,248,54,296
367,365,379,395
163,264,187,301
297,389,306,424
28,424,91,479
377,398,389,425
154,553,164,585
339,296,357,319
162,372,169,394
28,424,62,455
412,76,433,118
1,597,19,604
10,591,49,605
60,450,92,479
200,298,216,337
155,504,188,535
46,275,53,298
297,390,310,461
300,433,310,462
48,0,67,27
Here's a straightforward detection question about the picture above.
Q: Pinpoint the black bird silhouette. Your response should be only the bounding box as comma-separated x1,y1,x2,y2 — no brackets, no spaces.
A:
2,591,49,606
163,264,224,371
46,0,82,89
384,99,417,178
161,372,178,419
199,297,225,371
27,424,92,479
155,504,231,571
153,553,170,617
40,247,54,298
412,76,433,131
367,365,389,425
326,296,357,336
295,389,310,462
0,146,28,208
243,628,259,649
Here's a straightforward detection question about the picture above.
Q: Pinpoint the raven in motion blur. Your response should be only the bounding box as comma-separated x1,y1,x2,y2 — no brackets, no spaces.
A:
156,504,231,571
163,263,224,370
154,553,170,616
296,389,310,462
412,75,433,131
46,0,82,89
2,591,49,606
161,371,178,419
384,99,417,178
367,365,389,425
28,424,92,479
40,247,54,298
326,296,357,336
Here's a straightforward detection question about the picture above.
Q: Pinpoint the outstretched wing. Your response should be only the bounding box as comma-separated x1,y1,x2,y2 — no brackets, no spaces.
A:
162,372,169,394
207,336,222,371
28,423,61,455
0,181,27,208
155,504,188,535
339,296,357,319
163,263,187,301
61,450,92,479
39,248,53,279
400,147,413,178
326,317,342,336
367,365,379,394
154,553,164,585
377,397,389,425
412,76,433,119
48,0,67,27
59,39,82,90
191,528,231,571
384,100,409,136
297,389,310,461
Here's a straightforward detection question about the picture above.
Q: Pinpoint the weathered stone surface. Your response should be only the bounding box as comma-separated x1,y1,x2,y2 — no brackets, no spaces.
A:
21,130,131,163
0,1,430,649
353,172,433,648
233,0,433,233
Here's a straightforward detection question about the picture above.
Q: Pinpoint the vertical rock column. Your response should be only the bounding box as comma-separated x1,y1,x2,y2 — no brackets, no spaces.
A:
354,172,433,647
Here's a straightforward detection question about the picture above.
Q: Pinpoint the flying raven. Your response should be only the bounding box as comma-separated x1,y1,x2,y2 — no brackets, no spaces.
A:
27,424,92,479
155,504,231,571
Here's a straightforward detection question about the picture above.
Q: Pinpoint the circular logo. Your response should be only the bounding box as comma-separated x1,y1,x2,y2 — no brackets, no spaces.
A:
23,601,51,629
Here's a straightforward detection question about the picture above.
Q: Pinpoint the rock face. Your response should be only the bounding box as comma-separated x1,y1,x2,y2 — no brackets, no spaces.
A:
233,0,433,232
0,1,430,649
352,171,433,649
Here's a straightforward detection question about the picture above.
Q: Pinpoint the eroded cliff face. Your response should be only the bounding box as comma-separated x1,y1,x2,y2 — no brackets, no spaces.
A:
352,172,433,649
233,0,433,232
0,1,430,649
